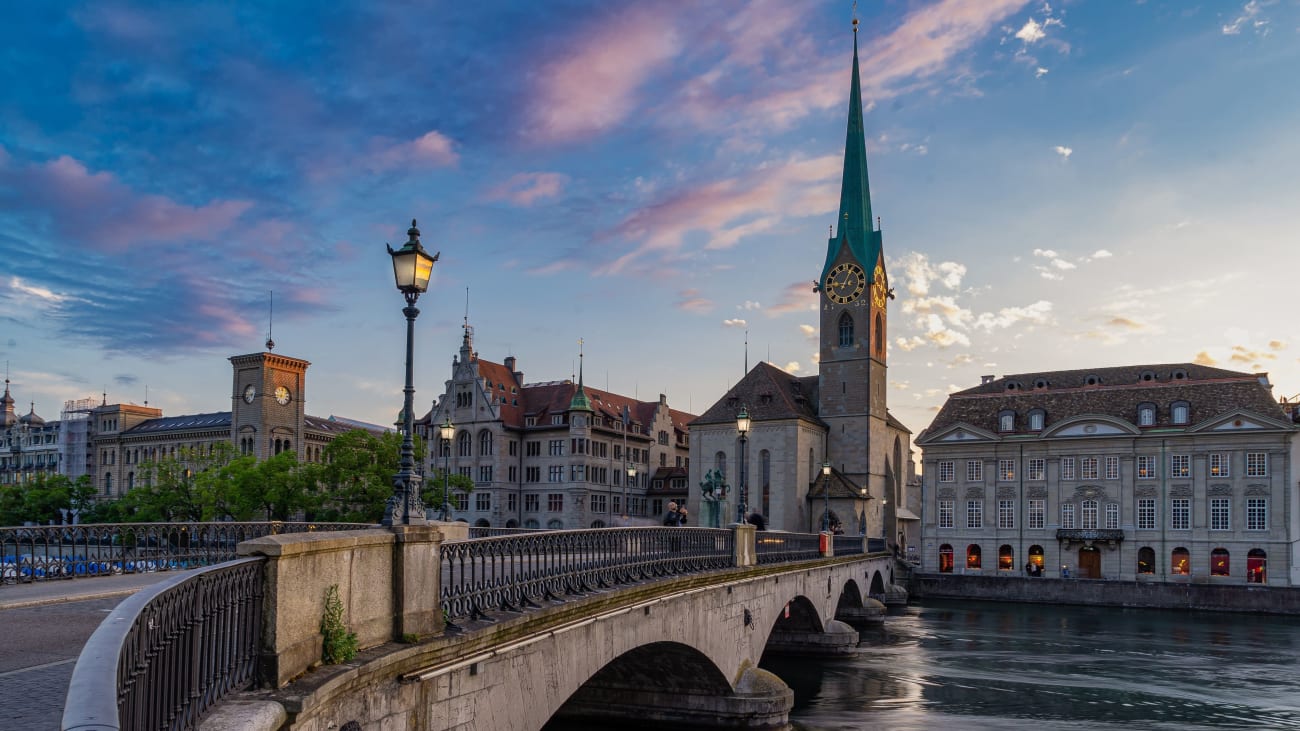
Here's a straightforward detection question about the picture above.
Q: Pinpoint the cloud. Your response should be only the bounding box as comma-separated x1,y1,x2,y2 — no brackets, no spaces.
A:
947,353,975,368
1222,1,1271,36
1053,145,1073,160
675,289,713,314
767,283,817,316
368,130,459,170
1269,340,1286,350
722,319,747,329
799,324,816,339
8,277,68,304
739,301,761,311
1229,344,1279,363
1035,67,1049,78
779,361,802,375
1107,316,1147,330
972,301,1053,330
114,374,139,387
1015,18,1046,43
1032,248,1078,279
1194,351,1218,366
1089,249,1113,259
486,172,568,206
528,5,682,142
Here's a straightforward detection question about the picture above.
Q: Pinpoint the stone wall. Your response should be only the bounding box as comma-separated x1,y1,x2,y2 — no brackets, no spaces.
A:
911,573,1300,614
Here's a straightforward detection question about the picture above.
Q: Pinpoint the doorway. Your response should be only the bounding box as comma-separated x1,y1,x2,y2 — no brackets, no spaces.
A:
1078,546,1101,579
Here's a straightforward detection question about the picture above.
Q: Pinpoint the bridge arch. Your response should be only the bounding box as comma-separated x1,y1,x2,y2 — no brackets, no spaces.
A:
836,578,864,614
869,570,885,597
551,642,734,724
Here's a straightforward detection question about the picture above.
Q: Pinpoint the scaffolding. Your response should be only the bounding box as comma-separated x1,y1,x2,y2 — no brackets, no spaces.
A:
59,397,98,480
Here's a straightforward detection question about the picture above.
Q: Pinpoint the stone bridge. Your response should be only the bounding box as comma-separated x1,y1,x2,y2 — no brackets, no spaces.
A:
210,527,897,730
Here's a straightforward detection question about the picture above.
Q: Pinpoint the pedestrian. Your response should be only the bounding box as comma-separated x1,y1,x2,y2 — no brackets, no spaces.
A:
662,501,681,527
746,512,767,531
1024,561,1033,577
677,507,688,526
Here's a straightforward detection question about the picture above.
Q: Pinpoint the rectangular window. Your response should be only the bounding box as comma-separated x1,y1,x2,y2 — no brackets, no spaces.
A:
1105,502,1119,530
525,466,540,483
508,465,518,482
508,441,518,457
526,441,540,457
998,459,1015,482
966,501,983,529
1137,498,1156,530
1082,501,1098,530
453,493,469,511
548,465,564,482
1137,456,1157,480
570,464,586,481
938,461,954,483
1247,498,1268,531
1081,457,1099,480
475,492,491,511
612,495,621,514
1247,452,1268,477
507,493,517,512
1027,458,1045,481
1171,498,1190,530
1170,455,1190,478
938,500,954,529
1210,497,1230,531
547,493,563,512
1061,457,1076,481
966,460,983,482
1209,453,1230,478
548,440,564,456
478,465,493,483
591,493,607,513
1028,499,1045,529
551,415,564,425
1061,503,1076,530
1105,456,1119,480
998,500,1015,529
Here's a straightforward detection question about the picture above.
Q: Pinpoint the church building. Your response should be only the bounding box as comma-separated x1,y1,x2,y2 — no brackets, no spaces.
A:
688,22,916,542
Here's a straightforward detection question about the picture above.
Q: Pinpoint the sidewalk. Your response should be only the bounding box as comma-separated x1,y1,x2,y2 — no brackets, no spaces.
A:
0,571,176,611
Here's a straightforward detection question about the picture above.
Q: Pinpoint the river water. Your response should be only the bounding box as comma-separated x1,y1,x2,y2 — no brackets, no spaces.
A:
762,600,1300,730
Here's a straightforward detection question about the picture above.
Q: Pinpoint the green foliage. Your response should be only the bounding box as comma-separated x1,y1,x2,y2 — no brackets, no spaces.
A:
320,584,358,664
0,474,95,526
421,469,475,515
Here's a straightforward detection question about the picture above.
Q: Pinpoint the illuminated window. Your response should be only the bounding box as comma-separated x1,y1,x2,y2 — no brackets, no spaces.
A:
1210,548,1230,576
1137,547,1155,574
966,544,982,570
1137,455,1156,479
1170,454,1190,478
1171,547,1190,575
998,545,1014,571
939,544,954,573
1209,453,1229,477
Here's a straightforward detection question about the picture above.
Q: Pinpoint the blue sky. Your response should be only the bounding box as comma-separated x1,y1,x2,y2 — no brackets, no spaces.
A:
2,0,1298,434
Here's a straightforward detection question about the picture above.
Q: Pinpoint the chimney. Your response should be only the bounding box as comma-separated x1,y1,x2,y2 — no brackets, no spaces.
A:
504,356,516,372
981,375,995,385
659,393,667,406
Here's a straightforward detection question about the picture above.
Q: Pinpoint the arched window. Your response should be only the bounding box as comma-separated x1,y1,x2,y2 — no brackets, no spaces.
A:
966,544,982,570
1137,546,1155,574
939,544,954,573
439,437,451,458
838,312,854,347
1211,548,1230,576
127,472,135,490
1028,545,1044,569
1081,499,1098,530
1171,547,1190,575
590,520,606,529
1137,403,1156,427
458,431,472,457
524,519,540,529
760,449,771,517
875,313,884,356
474,518,490,527
809,449,816,482
714,451,727,479
104,473,112,495
998,545,1014,570
1247,549,1267,584
1028,409,1045,431
998,410,1016,432
1171,401,1190,425
478,430,493,456
547,519,564,530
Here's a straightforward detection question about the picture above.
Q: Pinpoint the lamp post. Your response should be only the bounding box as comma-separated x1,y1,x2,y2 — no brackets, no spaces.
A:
858,487,868,535
382,219,439,527
439,415,454,521
881,498,889,540
625,464,635,525
735,408,750,525
821,462,831,532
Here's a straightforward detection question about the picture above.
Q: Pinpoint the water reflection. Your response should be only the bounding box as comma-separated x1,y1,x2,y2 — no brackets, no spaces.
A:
765,601,1300,730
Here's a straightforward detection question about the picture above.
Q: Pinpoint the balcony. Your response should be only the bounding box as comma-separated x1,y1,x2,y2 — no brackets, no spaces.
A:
1056,529,1124,548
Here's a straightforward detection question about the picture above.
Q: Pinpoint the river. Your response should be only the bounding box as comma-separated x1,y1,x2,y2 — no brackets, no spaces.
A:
762,600,1300,730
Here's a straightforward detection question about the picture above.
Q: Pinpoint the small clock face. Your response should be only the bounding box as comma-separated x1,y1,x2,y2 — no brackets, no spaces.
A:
825,262,866,304
274,386,291,405
243,385,256,404
871,264,888,308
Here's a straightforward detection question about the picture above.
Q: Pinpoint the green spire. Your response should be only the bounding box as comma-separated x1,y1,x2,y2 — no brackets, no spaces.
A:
822,21,883,286
569,339,592,412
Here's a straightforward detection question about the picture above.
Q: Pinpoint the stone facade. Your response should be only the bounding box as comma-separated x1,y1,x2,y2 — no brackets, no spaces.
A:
422,327,694,529
916,364,1299,586
0,380,62,487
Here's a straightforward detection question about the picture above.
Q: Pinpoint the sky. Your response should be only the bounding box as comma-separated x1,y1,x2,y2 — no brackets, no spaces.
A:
2,0,1299,436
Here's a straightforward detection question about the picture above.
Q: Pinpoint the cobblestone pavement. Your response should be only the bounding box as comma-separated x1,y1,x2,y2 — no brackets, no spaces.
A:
0,596,128,731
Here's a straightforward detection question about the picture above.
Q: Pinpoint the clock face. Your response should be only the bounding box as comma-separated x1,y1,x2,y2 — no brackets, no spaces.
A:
274,386,291,406
243,385,256,404
871,264,888,309
825,262,866,304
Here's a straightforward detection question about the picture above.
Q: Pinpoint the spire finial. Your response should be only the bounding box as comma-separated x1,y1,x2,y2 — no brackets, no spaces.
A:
265,290,275,351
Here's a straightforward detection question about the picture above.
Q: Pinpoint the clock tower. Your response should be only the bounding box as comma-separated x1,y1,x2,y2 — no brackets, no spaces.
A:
230,351,309,461
817,18,889,498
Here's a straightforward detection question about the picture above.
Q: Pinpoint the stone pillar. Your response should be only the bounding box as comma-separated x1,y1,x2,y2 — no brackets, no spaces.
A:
553,665,792,729
733,523,756,567
764,618,858,656
820,531,834,558
392,524,442,640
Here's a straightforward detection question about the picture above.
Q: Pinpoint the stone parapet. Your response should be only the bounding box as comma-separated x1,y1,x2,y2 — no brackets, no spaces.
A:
733,524,757,567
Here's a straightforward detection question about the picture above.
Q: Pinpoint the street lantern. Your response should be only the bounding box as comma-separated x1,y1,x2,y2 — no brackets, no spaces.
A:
736,408,750,524
859,487,868,535
881,498,889,540
821,462,832,532
439,415,454,521
382,219,440,527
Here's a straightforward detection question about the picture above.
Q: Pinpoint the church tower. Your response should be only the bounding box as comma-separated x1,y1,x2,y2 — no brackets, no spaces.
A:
230,350,310,461
817,18,890,496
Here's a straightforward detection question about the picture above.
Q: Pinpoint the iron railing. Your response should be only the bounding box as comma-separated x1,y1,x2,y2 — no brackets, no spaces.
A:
833,534,865,556
62,557,265,731
0,521,373,586
867,537,887,553
466,526,545,539
441,527,734,621
755,532,823,564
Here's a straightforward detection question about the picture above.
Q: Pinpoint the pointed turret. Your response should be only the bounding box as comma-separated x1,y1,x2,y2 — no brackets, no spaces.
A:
821,18,883,286
569,341,592,412
0,379,15,428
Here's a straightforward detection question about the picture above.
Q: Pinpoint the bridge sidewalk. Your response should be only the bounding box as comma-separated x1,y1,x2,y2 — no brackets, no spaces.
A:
0,572,175,611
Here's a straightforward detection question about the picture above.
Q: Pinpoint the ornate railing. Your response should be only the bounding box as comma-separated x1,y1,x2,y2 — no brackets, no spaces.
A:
62,557,265,731
867,537,887,553
755,532,823,564
833,534,865,556
1,521,373,586
441,527,735,621
466,526,545,539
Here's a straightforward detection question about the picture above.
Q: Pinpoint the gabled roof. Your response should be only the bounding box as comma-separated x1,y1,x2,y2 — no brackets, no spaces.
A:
807,467,868,499
125,411,232,433
692,362,822,427
921,363,1289,441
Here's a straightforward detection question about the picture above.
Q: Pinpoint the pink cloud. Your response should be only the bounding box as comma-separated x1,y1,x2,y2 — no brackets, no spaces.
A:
368,129,459,171
676,289,714,314
0,150,251,252
528,6,682,142
766,282,817,316
486,172,568,206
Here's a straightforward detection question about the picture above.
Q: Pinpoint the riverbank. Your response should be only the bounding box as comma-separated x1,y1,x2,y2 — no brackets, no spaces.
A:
910,572,1300,615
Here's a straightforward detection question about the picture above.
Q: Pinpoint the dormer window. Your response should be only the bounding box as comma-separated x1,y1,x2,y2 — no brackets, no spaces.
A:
998,410,1016,433
1028,409,1045,431
1171,369,1188,380
551,415,564,425
1006,381,1021,392
1034,378,1049,390
1138,403,1156,427
1171,402,1190,425
1140,370,1156,382
1085,375,1102,386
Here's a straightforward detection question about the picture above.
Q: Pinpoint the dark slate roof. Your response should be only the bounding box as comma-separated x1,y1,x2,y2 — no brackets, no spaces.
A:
307,415,387,436
921,363,1287,440
807,468,868,499
125,411,232,433
692,362,822,427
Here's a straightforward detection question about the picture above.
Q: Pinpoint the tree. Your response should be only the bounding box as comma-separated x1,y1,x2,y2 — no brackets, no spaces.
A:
0,474,97,525
422,469,475,516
